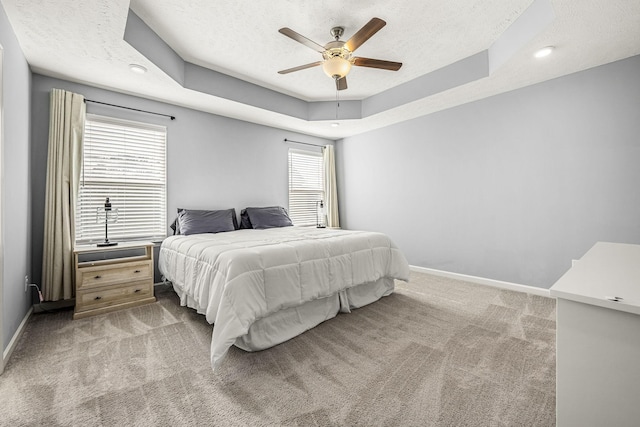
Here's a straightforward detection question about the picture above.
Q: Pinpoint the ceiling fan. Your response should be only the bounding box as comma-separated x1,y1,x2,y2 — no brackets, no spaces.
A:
277,18,402,91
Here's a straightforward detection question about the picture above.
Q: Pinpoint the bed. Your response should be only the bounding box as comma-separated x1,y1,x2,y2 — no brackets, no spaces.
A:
159,209,410,369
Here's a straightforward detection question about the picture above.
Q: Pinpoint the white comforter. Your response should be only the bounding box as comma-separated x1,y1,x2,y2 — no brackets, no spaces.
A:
159,227,410,368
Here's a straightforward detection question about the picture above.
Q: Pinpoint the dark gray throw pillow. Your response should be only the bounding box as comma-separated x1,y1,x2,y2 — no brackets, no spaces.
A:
239,209,252,229
177,208,237,235
245,206,293,229
170,217,179,234
171,208,239,234
169,209,183,235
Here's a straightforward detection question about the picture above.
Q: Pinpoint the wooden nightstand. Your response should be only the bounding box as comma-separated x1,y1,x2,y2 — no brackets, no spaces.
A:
73,241,156,320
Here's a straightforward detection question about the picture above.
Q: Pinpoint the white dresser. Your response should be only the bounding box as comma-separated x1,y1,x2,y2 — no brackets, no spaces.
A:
550,242,640,427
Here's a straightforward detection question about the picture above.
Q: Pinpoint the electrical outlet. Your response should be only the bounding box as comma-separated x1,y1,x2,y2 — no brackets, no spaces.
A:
24,275,29,292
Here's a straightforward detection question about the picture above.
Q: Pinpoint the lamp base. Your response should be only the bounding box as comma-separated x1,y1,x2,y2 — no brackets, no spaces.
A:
97,241,118,247
316,225,326,229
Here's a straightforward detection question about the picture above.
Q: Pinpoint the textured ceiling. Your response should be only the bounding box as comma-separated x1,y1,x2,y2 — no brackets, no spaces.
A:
130,0,533,101
2,0,639,139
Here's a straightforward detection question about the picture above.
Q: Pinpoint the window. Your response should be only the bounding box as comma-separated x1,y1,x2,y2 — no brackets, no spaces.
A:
76,114,166,243
288,149,324,226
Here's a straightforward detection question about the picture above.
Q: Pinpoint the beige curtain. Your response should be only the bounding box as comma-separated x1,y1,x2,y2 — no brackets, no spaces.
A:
323,144,340,228
42,89,85,301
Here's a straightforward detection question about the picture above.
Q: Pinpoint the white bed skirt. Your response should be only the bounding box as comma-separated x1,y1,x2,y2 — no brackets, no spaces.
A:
173,277,394,352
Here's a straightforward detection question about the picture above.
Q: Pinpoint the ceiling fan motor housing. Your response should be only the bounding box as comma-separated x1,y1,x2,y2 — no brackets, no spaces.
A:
323,41,352,59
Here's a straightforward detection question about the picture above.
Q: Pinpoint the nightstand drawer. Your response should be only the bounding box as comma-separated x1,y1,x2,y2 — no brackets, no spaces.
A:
76,281,153,311
77,261,152,290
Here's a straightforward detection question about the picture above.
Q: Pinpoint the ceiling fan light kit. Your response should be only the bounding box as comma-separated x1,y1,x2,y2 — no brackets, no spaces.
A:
278,18,402,91
322,56,352,80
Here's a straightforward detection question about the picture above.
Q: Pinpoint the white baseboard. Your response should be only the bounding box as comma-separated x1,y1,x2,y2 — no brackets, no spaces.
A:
2,306,33,367
409,265,551,297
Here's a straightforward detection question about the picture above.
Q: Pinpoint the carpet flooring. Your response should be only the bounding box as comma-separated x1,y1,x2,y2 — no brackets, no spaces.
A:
0,271,556,426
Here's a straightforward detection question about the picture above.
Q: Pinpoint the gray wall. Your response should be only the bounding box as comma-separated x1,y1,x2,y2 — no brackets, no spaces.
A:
30,74,332,286
336,55,640,289
1,4,32,351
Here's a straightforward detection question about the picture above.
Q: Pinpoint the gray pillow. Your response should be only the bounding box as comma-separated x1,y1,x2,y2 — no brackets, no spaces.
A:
239,209,253,229
177,208,237,235
171,208,239,234
245,206,293,229
169,214,181,235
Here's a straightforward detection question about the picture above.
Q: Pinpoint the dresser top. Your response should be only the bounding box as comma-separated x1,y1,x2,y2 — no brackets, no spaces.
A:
550,242,640,316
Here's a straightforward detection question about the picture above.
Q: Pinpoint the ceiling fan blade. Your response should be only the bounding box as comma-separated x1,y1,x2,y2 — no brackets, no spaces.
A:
353,57,402,71
278,61,323,74
336,77,347,91
278,28,326,53
344,18,386,53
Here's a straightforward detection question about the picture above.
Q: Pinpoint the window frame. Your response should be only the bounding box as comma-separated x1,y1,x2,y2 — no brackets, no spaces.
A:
76,113,167,244
288,148,325,227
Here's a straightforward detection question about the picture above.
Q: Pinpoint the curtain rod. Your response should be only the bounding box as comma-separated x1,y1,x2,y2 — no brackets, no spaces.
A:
84,99,175,120
283,138,325,148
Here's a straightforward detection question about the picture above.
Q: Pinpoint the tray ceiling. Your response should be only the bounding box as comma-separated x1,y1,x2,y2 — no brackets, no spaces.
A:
2,0,639,138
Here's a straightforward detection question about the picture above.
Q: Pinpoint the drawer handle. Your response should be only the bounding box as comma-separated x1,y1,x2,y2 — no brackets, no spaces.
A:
94,275,102,279
134,289,141,293
134,270,141,273
94,296,102,300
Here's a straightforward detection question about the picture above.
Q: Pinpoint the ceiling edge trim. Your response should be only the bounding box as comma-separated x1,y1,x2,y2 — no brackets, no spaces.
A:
123,10,184,85
362,51,490,117
489,0,556,73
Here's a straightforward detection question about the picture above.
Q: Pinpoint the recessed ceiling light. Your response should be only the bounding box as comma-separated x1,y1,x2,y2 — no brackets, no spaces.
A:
331,122,340,127
534,46,555,59
129,64,147,74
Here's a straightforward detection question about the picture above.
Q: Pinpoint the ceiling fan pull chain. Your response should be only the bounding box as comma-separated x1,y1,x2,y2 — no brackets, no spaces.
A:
335,84,340,120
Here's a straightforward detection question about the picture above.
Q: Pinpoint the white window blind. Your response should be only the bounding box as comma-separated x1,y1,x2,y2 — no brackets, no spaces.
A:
76,114,167,244
288,149,324,226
